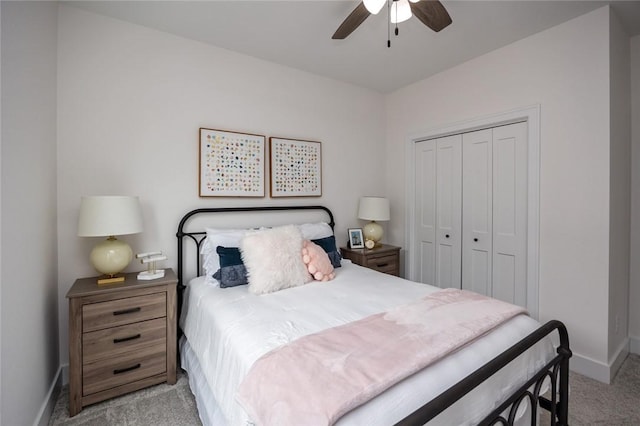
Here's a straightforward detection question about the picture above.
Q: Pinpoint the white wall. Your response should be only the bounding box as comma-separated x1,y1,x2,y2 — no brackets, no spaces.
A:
1,2,59,425
607,9,631,368
0,3,3,422
56,5,385,366
630,35,640,351
385,7,615,376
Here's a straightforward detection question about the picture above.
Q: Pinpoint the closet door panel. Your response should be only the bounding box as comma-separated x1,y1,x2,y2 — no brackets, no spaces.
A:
492,122,528,306
414,140,437,286
493,254,515,303
470,251,491,295
436,135,462,288
462,129,493,296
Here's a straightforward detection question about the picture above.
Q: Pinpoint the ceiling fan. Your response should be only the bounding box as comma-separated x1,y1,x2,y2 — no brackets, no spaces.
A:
332,0,452,45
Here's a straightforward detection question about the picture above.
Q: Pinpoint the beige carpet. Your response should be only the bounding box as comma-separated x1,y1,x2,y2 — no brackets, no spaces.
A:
49,371,202,426
50,354,640,425
562,353,640,425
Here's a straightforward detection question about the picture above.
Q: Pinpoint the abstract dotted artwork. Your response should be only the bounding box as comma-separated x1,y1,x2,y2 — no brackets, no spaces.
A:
269,137,322,197
199,128,265,197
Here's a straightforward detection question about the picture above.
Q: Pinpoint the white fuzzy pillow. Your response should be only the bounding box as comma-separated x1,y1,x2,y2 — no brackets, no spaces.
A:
240,225,312,294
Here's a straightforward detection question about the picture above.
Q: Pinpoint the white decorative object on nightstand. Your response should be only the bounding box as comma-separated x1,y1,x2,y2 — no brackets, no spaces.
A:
136,251,167,280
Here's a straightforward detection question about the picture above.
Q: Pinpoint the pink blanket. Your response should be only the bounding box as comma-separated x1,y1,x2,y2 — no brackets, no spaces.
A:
236,288,527,426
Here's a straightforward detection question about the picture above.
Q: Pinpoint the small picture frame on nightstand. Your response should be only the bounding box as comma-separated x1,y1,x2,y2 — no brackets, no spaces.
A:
348,228,364,249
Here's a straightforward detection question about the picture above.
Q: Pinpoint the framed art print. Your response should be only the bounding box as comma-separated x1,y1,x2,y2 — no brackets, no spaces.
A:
199,128,265,197
348,228,364,249
269,137,322,197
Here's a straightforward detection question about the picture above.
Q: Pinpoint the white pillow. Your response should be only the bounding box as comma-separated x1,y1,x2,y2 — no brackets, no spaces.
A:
298,222,333,240
201,228,248,284
240,225,312,294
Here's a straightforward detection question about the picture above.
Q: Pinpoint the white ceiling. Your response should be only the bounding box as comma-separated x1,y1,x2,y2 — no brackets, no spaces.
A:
64,0,640,93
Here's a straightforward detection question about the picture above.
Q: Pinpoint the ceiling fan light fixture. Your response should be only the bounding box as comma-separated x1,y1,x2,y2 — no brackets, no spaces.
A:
331,0,451,42
390,0,412,24
363,0,386,15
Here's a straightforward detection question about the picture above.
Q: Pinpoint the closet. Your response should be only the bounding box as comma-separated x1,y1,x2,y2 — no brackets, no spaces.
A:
413,121,528,308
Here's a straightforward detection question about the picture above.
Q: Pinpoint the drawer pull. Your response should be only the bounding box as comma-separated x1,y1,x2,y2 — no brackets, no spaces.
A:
113,364,141,375
113,334,141,344
113,307,141,316
377,263,389,268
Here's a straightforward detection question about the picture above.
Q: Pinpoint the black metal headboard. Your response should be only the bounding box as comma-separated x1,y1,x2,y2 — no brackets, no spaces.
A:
175,205,335,292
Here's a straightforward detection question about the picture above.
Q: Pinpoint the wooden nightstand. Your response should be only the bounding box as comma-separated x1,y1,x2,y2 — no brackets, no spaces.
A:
66,269,178,416
340,244,401,276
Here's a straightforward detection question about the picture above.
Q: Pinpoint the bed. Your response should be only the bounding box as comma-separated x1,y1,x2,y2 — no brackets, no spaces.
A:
176,205,571,426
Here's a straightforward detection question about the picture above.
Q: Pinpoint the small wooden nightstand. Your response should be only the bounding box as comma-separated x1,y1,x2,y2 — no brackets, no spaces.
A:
66,269,178,416
340,244,401,276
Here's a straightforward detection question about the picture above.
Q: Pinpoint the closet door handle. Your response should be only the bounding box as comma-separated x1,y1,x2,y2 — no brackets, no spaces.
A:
445,234,450,239
473,238,478,242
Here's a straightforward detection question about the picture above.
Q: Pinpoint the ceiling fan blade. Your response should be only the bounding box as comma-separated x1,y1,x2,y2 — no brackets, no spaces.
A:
332,2,371,39
410,0,452,32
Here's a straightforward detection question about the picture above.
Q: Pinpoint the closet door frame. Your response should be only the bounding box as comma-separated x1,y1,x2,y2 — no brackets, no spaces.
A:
405,105,540,319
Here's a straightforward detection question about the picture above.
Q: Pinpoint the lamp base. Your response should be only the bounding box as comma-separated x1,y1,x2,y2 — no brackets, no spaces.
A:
97,275,126,285
362,221,384,247
90,236,133,278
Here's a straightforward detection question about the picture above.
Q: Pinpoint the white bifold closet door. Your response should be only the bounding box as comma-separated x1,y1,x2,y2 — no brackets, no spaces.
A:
413,122,527,308
485,122,527,307
414,135,462,288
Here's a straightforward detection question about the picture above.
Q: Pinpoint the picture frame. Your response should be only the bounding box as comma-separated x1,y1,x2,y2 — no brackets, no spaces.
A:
269,137,322,198
199,128,265,197
348,228,365,249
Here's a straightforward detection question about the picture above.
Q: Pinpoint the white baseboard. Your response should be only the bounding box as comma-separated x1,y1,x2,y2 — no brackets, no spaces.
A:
34,365,63,426
610,339,630,380
630,336,640,354
62,363,69,386
570,339,629,384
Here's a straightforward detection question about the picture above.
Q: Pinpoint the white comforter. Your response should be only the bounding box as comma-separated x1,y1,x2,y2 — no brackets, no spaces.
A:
180,260,553,426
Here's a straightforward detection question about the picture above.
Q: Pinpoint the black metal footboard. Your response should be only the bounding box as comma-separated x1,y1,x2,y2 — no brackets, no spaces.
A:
396,320,571,426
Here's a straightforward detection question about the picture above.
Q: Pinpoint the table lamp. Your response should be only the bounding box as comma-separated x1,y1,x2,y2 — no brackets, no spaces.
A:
78,195,143,284
358,196,390,248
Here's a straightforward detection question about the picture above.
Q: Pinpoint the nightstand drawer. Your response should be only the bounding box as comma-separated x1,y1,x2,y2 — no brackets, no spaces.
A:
340,244,401,277
83,318,167,364
83,293,166,332
83,346,166,396
365,254,398,274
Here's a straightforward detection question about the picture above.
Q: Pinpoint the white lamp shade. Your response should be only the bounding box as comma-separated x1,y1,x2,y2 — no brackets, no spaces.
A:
358,197,390,221
390,0,412,23
78,196,143,237
363,0,386,14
